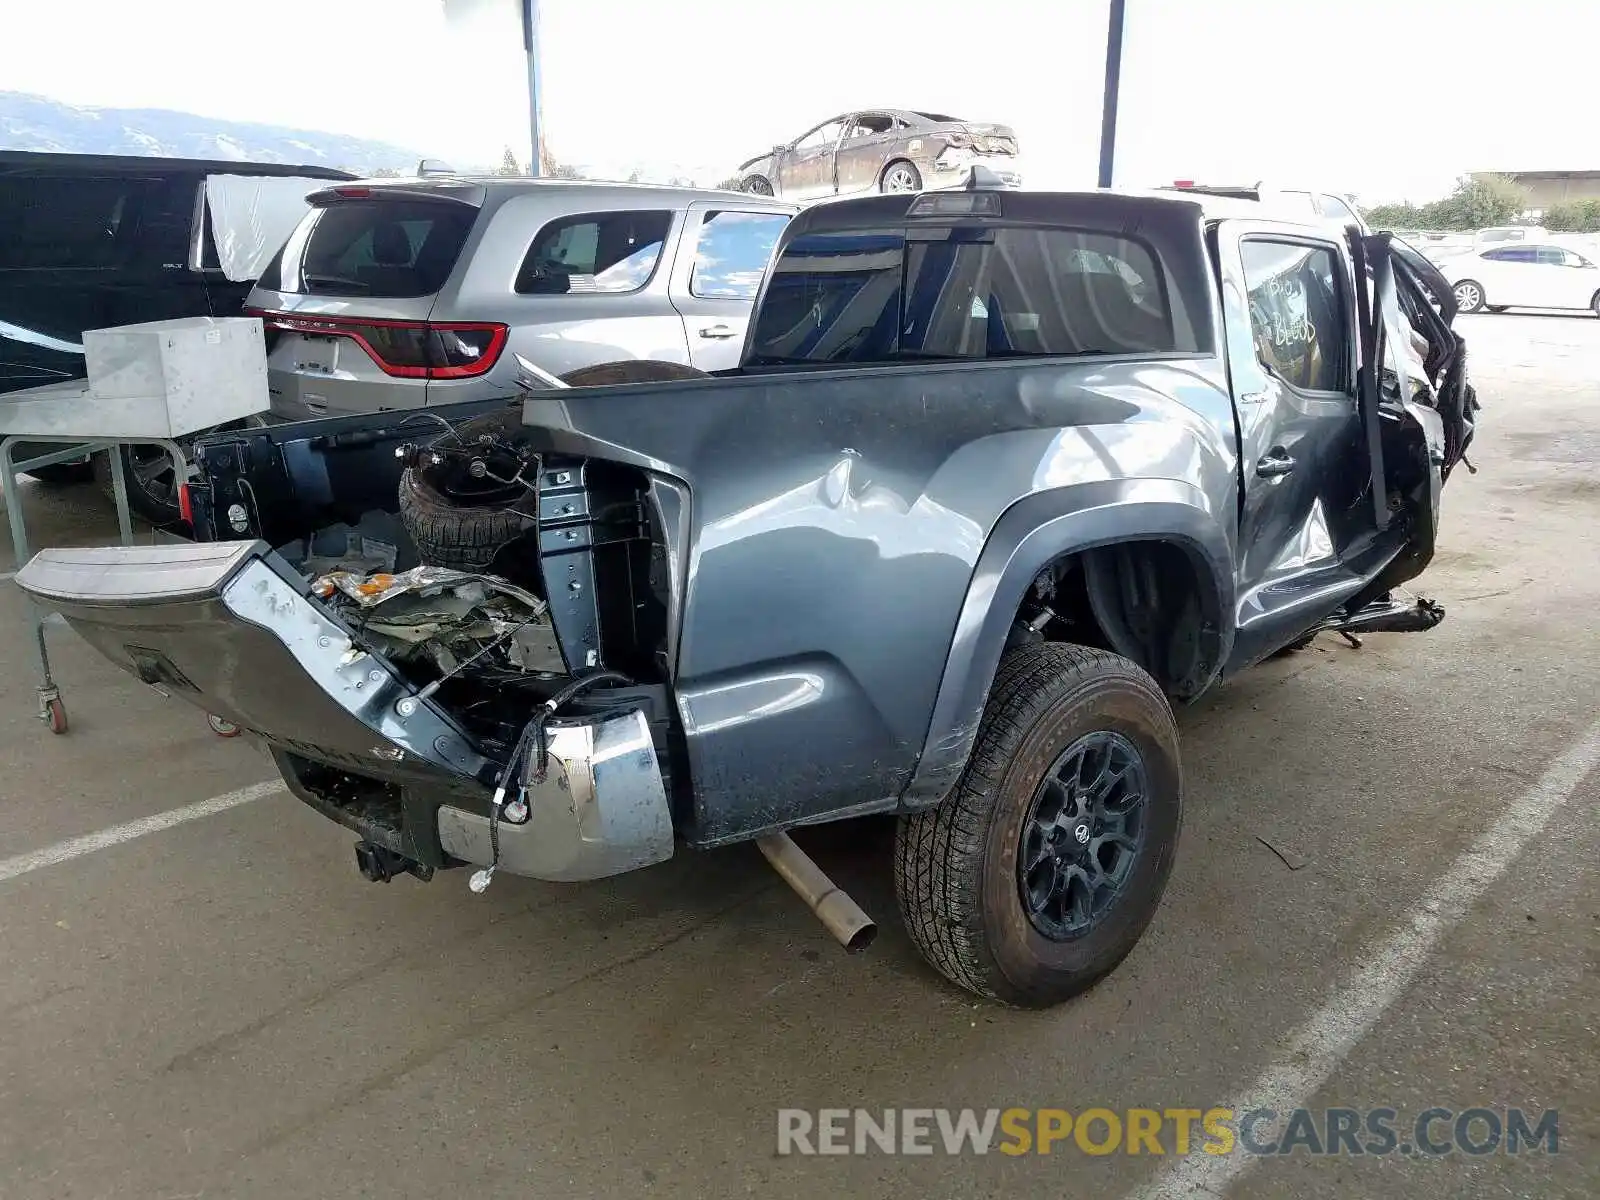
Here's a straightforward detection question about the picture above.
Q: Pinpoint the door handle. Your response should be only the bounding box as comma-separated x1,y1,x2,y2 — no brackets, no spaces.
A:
1256,448,1296,478
698,324,737,339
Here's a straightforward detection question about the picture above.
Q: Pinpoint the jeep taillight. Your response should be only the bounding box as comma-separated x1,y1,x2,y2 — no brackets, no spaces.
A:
244,308,508,379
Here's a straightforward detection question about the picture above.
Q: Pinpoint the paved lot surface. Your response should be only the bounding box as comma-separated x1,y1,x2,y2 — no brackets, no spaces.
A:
1,313,1595,1199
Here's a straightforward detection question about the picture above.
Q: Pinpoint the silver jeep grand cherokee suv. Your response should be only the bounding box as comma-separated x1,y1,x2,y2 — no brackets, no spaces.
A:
246,177,796,418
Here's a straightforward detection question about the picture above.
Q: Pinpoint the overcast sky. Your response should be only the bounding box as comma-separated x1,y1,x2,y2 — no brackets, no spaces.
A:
4,0,1597,201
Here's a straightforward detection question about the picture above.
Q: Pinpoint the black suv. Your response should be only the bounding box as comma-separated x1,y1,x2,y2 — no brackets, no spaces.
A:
0,151,351,515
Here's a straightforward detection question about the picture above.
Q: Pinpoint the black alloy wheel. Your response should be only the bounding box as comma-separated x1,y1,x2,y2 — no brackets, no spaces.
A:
1017,731,1149,940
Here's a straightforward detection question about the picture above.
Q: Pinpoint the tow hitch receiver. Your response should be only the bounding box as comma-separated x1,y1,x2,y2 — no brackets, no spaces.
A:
354,841,434,883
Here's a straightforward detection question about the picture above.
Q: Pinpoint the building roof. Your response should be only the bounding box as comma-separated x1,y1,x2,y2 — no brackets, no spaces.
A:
1479,170,1600,183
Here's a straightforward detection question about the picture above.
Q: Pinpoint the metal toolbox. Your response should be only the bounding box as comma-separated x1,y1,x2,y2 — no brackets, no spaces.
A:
66,315,269,438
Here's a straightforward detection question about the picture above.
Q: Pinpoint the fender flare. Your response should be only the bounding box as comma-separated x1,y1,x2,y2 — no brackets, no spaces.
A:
900,480,1236,809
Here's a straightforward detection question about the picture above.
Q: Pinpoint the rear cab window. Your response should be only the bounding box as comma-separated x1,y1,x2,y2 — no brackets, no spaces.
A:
749,224,1182,364
515,211,673,295
257,196,478,298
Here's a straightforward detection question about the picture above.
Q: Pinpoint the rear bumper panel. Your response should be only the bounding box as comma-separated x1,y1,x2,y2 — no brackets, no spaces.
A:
16,541,489,786
17,540,675,882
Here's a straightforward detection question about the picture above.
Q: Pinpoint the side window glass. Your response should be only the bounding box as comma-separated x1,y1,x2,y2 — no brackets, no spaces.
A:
1240,240,1348,393
516,210,673,295
1535,247,1565,265
797,122,845,150
0,175,153,269
690,211,789,300
847,114,894,139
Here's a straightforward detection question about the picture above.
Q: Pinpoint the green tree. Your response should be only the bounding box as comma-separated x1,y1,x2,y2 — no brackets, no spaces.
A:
1418,174,1529,230
498,148,522,176
1543,198,1600,232
371,167,401,178
1363,202,1427,230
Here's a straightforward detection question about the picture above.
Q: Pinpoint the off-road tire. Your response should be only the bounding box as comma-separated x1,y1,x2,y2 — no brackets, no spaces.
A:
894,642,1182,1007
400,359,711,570
398,458,532,571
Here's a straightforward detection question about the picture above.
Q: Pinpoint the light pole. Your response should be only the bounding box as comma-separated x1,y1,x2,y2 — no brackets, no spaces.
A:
1097,0,1127,188
522,0,544,176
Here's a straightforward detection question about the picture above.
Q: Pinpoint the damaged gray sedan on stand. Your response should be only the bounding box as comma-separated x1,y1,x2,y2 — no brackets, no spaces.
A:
736,109,1020,201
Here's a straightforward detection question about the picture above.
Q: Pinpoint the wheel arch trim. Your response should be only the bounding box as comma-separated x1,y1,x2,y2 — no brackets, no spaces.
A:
900,480,1235,809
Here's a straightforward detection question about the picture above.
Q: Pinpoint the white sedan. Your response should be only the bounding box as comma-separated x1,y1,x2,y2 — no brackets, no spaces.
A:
1445,243,1600,315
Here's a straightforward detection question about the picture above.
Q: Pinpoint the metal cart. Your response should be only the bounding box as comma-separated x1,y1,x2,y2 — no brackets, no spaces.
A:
0,315,271,734
0,433,186,733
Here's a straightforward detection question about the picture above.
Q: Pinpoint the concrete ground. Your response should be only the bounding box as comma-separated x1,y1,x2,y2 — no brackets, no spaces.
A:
1,313,1595,1200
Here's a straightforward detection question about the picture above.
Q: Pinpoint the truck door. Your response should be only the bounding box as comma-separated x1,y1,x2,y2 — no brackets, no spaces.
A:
668,203,794,370
1213,222,1373,668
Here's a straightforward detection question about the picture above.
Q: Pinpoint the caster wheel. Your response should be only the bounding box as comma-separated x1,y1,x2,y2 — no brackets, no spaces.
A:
207,713,242,738
44,697,68,735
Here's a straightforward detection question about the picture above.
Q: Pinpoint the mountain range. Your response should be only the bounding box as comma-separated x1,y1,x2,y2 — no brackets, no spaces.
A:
0,91,419,174
0,91,729,186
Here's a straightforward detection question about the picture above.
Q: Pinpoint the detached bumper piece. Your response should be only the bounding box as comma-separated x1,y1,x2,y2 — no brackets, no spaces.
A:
1321,594,1445,648
15,541,675,883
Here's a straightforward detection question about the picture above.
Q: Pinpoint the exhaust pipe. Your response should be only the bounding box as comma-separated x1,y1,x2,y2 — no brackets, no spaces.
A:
757,833,877,953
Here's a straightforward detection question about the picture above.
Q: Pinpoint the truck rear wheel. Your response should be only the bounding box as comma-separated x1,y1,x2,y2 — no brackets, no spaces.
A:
895,642,1182,1006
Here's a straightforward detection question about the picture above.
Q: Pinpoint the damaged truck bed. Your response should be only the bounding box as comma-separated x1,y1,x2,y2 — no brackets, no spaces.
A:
20,181,1477,1007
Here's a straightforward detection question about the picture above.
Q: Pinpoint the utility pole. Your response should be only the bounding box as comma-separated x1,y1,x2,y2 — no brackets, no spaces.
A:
522,0,544,176
1097,0,1127,188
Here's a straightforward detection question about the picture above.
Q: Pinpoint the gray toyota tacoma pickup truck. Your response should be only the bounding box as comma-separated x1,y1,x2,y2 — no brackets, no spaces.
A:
21,179,1477,1007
